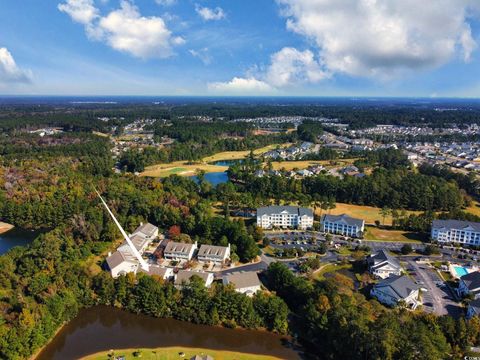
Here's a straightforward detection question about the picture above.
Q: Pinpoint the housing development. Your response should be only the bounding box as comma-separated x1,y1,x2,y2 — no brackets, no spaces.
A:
5,98,480,360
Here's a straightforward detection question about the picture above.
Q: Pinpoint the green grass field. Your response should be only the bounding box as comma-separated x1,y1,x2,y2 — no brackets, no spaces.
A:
318,203,422,226
363,226,424,243
81,346,285,360
312,263,352,281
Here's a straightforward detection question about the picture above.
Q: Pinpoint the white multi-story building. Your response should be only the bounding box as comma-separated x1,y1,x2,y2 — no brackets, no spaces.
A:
431,220,480,245
321,214,365,238
256,206,313,230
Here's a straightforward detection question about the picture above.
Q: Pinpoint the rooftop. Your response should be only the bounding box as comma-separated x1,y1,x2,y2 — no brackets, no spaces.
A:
322,213,365,227
432,219,480,233
223,271,262,289
376,275,419,299
164,241,196,254
257,206,313,217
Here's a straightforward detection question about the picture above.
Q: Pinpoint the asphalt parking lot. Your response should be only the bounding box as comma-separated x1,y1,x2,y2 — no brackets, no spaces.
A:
406,259,462,318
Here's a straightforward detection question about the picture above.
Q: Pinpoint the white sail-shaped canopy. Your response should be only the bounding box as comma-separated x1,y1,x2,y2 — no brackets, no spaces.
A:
96,190,149,271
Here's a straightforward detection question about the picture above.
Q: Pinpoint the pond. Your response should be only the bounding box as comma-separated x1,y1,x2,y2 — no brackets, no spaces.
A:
0,227,42,255
190,171,229,186
36,306,300,360
210,159,244,167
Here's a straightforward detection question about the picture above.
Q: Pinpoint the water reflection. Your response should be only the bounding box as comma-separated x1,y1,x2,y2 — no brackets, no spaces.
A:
37,306,300,360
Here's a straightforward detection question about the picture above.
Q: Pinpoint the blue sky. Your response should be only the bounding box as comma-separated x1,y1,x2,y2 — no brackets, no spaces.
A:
0,0,480,97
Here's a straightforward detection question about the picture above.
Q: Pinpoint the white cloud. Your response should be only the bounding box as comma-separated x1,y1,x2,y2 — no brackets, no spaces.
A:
0,48,32,84
265,47,328,87
276,0,478,79
59,0,184,59
209,47,326,93
58,0,99,25
195,4,225,21
155,0,176,6
208,77,273,94
189,48,212,65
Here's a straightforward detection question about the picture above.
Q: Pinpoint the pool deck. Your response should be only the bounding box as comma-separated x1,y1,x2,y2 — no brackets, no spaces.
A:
449,263,478,279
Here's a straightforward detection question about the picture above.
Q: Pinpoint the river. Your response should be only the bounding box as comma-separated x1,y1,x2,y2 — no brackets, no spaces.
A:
36,306,300,360
0,227,42,255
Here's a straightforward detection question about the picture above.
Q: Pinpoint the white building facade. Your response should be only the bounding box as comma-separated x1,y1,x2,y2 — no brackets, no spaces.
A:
321,214,365,238
431,219,480,245
257,206,313,230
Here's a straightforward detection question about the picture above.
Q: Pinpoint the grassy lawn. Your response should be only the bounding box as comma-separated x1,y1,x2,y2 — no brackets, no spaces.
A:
202,144,288,163
312,263,352,281
466,201,480,217
82,347,283,360
363,226,424,243
318,203,421,226
141,162,228,177
141,144,292,177
269,158,356,172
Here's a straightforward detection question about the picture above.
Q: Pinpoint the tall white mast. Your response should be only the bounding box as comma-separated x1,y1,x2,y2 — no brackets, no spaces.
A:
96,190,149,271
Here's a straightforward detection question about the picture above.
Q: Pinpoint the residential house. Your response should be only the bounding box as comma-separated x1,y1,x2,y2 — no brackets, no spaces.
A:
164,241,198,261
106,251,139,278
133,222,159,239
458,271,480,298
370,275,421,308
139,266,174,280
223,272,262,296
257,206,314,230
174,270,214,288
197,244,231,264
431,219,480,246
367,250,402,279
321,214,365,238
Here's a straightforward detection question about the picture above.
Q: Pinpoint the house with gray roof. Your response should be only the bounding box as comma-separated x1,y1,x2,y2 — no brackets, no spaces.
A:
106,250,138,278
367,250,402,279
431,219,480,246
370,275,421,308
458,271,480,298
223,271,262,296
164,241,198,261
321,214,365,238
257,206,313,230
133,222,159,239
174,270,214,288
138,265,173,280
197,244,230,264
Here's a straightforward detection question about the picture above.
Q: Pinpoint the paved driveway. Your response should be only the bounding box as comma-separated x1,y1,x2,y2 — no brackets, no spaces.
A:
407,259,462,318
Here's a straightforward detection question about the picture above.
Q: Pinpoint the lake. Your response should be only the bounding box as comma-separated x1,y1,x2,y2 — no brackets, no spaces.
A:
0,227,41,255
190,171,229,186
36,306,300,360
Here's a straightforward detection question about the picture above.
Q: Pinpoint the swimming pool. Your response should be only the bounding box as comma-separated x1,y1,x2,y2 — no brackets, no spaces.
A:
454,266,469,277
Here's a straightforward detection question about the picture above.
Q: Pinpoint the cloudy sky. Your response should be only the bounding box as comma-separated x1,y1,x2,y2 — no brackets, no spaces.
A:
1,0,480,96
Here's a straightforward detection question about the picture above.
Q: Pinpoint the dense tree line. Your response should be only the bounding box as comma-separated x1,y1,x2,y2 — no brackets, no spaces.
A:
353,148,410,170
232,168,465,211
419,163,480,198
92,272,288,333
297,120,324,142
265,262,480,359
